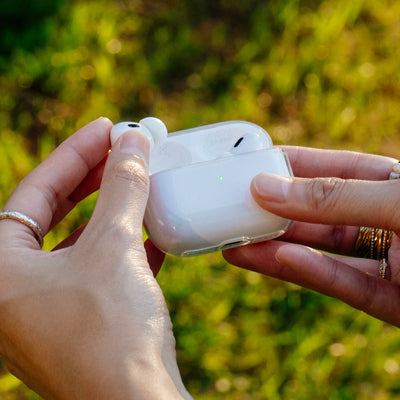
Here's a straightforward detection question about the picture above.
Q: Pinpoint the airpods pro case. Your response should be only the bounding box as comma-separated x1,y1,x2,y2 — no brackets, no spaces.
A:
143,121,293,256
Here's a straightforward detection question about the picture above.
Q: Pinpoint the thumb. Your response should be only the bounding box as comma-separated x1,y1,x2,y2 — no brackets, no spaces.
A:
89,129,151,238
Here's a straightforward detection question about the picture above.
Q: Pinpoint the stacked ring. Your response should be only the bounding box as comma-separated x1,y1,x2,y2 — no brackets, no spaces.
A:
379,259,391,280
354,161,400,280
354,227,393,260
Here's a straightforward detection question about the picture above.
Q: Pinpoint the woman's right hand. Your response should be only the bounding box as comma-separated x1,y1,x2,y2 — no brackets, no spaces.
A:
224,146,400,326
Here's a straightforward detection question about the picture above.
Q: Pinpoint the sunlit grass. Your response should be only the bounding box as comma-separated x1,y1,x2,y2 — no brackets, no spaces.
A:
1,0,400,398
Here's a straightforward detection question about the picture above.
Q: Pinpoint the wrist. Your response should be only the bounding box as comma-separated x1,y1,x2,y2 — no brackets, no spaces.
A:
67,348,191,400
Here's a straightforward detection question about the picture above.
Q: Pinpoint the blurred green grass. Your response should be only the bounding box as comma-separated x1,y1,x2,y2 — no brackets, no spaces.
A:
1,0,400,398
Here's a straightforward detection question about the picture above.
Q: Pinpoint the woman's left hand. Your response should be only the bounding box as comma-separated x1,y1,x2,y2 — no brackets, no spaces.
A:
0,118,192,399
224,146,400,326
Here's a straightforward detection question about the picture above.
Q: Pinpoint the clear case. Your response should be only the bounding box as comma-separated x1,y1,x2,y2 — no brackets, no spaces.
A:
144,121,293,256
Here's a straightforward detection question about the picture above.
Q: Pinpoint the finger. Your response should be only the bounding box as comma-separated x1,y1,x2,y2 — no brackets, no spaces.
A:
2,118,113,247
82,129,151,246
275,244,400,326
281,146,397,180
223,240,302,277
224,241,400,325
144,239,166,277
223,240,377,279
49,154,108,229
282,221,359,255
251,173,400,231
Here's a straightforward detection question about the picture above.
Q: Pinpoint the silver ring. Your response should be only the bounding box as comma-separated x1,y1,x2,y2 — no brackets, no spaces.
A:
390,162,400,180
0,210,44,248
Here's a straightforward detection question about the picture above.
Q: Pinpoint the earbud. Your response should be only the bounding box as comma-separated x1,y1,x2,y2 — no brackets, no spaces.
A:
110,117,168,149
111,117,192,175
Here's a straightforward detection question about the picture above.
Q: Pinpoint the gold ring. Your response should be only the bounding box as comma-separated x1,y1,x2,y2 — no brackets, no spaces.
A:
354,161,399,260
354,227,393,260
378,258,391,280
0,210,44,248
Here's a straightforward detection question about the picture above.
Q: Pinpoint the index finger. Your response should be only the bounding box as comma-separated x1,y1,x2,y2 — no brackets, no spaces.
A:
251,173,400,232
281,146,397,180
1,117,112,248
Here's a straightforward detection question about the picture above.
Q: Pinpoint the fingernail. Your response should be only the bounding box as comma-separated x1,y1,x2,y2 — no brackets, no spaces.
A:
99,116,112,124
276,244,306,265
119,130,150,160
252,173,291,202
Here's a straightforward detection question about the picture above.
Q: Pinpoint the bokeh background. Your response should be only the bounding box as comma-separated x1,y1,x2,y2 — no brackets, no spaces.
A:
1,0,400,398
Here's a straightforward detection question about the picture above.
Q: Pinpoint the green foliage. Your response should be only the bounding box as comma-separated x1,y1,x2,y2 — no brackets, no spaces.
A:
1,0,400,398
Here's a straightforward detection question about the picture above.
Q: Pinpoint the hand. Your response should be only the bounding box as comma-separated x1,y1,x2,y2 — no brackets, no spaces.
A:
0,118,191,399
224,146,400,326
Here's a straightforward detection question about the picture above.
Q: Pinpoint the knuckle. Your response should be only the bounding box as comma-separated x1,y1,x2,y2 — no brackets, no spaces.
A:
340,150,361,179
329,225,348,252
352,274,379,313
113,158,149,192
97,212,145,245
305,177,345,214
325,258,341,288
105,222,140,243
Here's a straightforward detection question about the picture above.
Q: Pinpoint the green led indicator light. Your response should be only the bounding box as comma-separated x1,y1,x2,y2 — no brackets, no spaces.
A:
219,176,224,181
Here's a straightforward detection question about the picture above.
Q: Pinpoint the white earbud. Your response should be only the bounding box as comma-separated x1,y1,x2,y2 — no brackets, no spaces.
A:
110,117,168,149
111,117,192,175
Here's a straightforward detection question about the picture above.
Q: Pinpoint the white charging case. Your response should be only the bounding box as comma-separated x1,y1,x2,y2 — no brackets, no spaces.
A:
143,121,293,256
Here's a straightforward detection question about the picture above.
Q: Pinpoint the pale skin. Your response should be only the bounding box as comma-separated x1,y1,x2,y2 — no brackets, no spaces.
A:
0,118,192,399
224,146,400,327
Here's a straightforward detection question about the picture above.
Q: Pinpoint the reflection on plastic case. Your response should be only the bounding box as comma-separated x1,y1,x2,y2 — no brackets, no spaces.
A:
143,121,293,256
